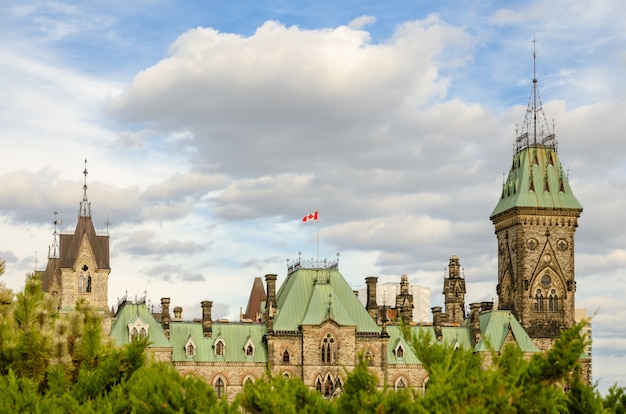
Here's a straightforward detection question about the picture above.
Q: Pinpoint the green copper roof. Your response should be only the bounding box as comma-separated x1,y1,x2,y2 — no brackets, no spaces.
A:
474,310,540,353
273,267,380,333
110,302,171,348
491,144,582,218
169,322,267,363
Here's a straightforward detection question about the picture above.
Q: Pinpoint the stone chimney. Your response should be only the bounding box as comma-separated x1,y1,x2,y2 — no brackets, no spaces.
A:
161,297,171,339
265,274,277,310
365,276,378,321
481,301,494,312
469,303,482,347
173,306,182,321
201,300,213,338
431,306,443,326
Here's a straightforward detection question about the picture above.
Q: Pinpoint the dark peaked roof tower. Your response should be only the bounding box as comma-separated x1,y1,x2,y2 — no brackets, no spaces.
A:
40,160,110,315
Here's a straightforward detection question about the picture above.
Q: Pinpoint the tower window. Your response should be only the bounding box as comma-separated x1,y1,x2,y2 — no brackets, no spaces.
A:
549,289,559,312
534,289,545,312
282,350,290,363
321,334,336,365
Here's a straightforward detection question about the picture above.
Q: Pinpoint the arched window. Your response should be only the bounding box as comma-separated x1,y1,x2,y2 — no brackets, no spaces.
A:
140,327,147,338
321,334,336,365
186,343,195,356
131,327,138,341
364,351,373,366
78,274,84,293
215,377,225,398
315,378,322,392
549,289,559,312
282,350,290,363
86,275,92,293
534,289,544,312
324,375,334,398
246,345,254,357
396,378,407,390
396,345,404,359
215,340,225,356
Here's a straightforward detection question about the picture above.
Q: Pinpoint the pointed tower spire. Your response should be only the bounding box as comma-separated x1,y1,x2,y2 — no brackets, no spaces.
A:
79,159,91,217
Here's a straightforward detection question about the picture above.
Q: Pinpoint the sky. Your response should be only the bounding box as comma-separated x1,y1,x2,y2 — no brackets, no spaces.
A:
1,0,625,393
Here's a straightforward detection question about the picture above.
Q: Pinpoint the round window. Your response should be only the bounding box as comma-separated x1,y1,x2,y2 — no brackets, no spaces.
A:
540,275,552,287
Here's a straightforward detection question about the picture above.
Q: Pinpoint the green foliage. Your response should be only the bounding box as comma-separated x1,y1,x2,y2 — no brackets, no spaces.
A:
239,371,333,414
604,384,626,414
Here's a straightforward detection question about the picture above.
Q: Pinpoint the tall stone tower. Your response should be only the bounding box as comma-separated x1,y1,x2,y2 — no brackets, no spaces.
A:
442,255,466,325
40,160,111,328
490,48,582,342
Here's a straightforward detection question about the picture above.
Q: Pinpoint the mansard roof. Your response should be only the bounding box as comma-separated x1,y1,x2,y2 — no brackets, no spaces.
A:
169,322,267,363
491,143,583,218
273,266,380,333
59,215,110,270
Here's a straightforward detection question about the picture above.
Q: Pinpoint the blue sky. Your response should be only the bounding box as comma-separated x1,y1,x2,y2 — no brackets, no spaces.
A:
1,0,625,393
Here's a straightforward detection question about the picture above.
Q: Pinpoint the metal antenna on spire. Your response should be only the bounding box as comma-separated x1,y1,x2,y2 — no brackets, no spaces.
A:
51,211,60,258
532,36,538,144
79,159,91,217
515,36,557,153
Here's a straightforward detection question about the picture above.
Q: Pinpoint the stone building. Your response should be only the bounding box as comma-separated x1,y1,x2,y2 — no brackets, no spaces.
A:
39,60,591,400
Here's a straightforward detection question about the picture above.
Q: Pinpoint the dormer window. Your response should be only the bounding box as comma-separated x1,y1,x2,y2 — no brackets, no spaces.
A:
244,338,255,357
395,344,405,359
127,319,149,342
184,336,196,357
214,339,225,356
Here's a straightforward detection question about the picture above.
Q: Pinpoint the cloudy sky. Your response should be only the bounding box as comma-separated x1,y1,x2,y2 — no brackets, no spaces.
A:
1,0,624,392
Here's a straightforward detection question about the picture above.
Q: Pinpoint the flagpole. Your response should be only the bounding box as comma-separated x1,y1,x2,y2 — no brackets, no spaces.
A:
317,211,320,261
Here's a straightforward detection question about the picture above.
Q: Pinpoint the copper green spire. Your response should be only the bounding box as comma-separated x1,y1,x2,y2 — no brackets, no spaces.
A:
491,39,582,218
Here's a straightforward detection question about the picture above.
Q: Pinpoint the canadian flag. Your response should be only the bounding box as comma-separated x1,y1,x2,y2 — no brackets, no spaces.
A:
302,211,318,222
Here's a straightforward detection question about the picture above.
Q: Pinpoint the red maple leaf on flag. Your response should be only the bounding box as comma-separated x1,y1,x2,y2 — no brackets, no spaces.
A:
302,211,318,222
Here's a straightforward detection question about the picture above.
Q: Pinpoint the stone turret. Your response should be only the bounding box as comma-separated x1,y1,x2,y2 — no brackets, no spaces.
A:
395,274,414,324
443,255,466,325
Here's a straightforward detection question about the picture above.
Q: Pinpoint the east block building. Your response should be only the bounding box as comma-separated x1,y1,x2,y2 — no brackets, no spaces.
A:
38,68,591,400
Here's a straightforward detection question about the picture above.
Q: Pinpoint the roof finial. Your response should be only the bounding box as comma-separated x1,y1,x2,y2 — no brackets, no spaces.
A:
79,159,91,217
515,36,557,153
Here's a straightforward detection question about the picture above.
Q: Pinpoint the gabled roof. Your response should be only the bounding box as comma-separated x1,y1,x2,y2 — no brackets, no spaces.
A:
272,267,380,333
491,144,582,218
169,322,267,362
110,302,171,348
474,310,540,353
59,216,110,270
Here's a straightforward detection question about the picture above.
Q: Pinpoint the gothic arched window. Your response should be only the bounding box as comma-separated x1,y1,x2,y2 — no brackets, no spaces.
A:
214,377,225,398
86,275,92,293
215,340,225,356
186,343,195,356
246,345,254,357
534,289,545,312
78,274,84,293
396,378,407,390
396,345,404,359
364,351,373,366
321,334,336,365
549,289,559,312
282,349,290,363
